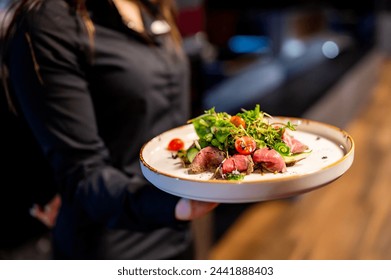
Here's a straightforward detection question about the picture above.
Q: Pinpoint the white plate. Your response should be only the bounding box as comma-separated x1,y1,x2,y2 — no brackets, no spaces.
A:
139,117,354,203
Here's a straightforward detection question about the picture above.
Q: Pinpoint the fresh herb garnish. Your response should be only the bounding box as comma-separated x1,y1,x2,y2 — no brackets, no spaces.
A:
188,104,296,156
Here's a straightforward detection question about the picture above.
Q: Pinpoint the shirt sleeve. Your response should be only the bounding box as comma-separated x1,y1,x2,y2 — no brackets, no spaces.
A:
7,4,182,231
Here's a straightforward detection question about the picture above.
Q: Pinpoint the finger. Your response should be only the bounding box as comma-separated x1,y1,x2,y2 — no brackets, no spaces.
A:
175,198,218,221
29,204,55,228
51,194,61,207
29,204,42,219
189,200,219,220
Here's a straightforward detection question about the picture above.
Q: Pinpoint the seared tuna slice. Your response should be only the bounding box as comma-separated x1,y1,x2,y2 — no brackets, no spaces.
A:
221,154,254,174
188,146,226,174
252,147,287,173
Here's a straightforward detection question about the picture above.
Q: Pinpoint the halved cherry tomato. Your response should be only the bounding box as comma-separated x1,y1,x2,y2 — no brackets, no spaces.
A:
167,138,185,151
230,115,246,128
234,136,256,155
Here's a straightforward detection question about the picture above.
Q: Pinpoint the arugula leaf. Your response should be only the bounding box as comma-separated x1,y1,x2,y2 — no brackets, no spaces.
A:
189,104,299,156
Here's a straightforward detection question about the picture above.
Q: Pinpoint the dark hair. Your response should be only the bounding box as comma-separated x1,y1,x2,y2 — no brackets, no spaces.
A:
1,0,40,114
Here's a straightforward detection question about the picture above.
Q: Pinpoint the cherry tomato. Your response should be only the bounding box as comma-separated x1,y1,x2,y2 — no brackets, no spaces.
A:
167,138,185,151
234,136,256,155
230,115,246,128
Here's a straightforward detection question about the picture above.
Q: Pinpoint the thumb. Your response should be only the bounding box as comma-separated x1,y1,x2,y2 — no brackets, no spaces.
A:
175,198,218,221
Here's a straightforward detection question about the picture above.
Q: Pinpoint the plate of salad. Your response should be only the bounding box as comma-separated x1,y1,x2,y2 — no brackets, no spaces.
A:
139,105,354,203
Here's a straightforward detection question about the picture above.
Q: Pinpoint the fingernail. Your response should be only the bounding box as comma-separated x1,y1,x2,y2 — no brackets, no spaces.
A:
175,198,191,220
29,207,36,217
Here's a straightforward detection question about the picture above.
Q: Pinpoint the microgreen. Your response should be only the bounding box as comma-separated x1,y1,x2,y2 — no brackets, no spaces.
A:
188,104,297,157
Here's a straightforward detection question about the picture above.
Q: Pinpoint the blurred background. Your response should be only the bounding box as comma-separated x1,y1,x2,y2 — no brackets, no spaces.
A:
1,0,391,259
179,0,377,118
177,0,391,260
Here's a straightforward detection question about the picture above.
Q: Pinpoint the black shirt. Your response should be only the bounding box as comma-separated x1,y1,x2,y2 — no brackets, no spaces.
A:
7,0,191,259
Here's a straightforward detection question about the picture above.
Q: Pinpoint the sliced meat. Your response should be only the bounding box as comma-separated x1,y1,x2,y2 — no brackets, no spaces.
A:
252,147,287,173
188,146,226,174
221,154,254,174
282,131,308,154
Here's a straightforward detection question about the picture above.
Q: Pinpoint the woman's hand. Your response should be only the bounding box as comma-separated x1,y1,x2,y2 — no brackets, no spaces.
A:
175,198,218,221
30,194,61,228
